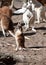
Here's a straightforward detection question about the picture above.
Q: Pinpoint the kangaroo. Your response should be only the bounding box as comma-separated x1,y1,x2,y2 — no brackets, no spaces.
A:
0,0,15,36
0,14,15,37
14,23,25,51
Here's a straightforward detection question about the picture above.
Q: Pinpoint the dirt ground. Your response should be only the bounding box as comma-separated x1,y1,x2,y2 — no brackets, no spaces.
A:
0,0,46,65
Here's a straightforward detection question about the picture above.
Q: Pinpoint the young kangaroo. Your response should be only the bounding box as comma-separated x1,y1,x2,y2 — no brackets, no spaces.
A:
15,23,25,51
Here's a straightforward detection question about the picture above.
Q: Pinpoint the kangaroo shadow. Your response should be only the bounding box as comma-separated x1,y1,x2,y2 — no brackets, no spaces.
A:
35,27,46,30
23,32,36,36
23,27,46,36
13,12,23,15
27,46,46,49
0,31,4,37
0,31,13,37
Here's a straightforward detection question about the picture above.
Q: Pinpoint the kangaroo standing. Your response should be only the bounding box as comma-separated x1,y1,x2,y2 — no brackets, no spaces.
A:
15,23,25,51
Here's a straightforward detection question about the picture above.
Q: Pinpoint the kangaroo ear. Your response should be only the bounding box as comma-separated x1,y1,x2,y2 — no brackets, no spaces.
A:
9,0,14,9
18,22,21,25
16,22,21,29
17,22,21,26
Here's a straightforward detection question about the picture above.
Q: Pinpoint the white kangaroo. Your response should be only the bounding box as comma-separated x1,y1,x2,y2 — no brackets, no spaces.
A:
34,6,43,23
23,9,33,31
23,1,36,32
29,0,43,23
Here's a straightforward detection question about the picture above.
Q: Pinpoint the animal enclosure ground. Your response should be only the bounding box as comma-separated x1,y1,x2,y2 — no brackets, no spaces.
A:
0,0,46,65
